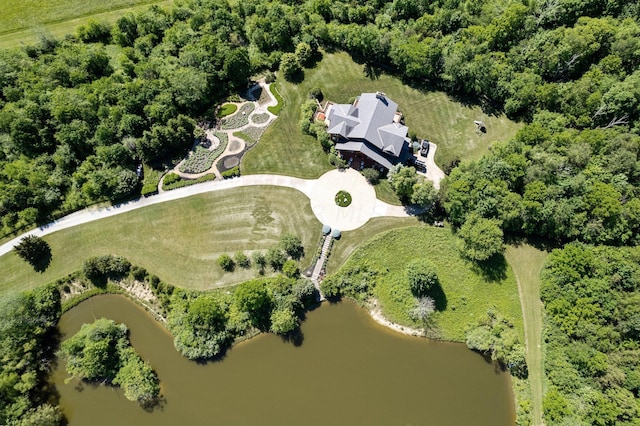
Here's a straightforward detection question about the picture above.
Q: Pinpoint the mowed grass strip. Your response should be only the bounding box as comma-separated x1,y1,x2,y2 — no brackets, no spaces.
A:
505,244,548,426
0,186,320,293
244,51,522,175
334,226,523,342
0,0,173,49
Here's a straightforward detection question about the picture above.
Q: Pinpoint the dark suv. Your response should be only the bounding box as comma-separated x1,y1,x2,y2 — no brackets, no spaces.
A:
420,140,430,157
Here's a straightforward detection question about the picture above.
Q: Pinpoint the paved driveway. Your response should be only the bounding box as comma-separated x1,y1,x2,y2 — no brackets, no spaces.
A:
0,170,410,257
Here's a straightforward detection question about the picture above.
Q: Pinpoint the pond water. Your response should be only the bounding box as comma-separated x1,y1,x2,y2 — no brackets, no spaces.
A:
52,295,515,425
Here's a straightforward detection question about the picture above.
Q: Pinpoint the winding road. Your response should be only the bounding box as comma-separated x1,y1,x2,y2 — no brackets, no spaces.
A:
0,169,411,257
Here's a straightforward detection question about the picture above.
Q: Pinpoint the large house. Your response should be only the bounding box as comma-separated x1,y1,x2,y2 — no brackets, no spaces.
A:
323,92,412,171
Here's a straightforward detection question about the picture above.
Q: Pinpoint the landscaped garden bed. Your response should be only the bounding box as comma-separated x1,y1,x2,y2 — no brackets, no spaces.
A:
179,134,228,174
218,103,237,118
233,126,266,146
221,103,255,129
335,191,352,207
251,113,270,125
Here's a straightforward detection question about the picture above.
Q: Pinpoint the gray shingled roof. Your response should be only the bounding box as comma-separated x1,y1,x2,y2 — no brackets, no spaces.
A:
326,93,408,158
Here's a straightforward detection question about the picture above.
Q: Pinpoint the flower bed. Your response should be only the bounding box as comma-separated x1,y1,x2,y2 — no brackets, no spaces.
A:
179,134,228,174
233,126,265,146
221,103,255,129
251,113,270,124
335,191,352,207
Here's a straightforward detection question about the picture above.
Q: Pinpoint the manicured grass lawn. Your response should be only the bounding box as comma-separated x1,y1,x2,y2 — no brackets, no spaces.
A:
506,244,548,426
242,75,332,179
218,103,237,118
373,179,402,206
245,51,522,175
0,0,173,49
327,216,421,274
0,186,320,293
332,226,523,342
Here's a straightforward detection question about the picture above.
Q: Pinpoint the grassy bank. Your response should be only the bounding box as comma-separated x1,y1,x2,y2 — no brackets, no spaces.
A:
244,51,522,175
0,0,173,49
506,244,548,426
330,226,523,342
0,186,320,293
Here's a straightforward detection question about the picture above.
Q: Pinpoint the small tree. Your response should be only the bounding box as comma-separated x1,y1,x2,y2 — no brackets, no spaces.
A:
409,296,436,322
252,251,267,272
406,258,439,296
458,214,504,261
218,254,235,272
14,235,51,270
266,247,287,271
279,53,302,82
295,42,313,67
411,180,437,208
282,259,300,278
280,233,304,259
388,164,417,201
234,251,250,269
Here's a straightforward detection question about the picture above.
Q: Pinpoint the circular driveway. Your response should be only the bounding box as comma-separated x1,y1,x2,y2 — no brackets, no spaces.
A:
308,169,377,231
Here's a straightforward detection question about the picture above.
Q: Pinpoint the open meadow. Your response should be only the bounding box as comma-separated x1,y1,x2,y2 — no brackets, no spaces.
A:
0,186,320,294
331,226,523,342
243,51,522,176
0,0,172,49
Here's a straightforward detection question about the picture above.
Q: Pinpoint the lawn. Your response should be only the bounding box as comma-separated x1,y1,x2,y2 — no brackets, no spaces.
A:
505,244,548,426
0,186,320,293
373,179,402,205
327,216,421,274
244,51,522,175
331,225,523,342
0,0,173,49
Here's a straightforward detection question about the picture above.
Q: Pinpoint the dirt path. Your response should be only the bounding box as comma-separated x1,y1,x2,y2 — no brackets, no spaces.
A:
506,245,548,426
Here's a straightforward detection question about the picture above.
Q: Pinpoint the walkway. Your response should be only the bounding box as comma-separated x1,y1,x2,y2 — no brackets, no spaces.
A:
0,170,410,257
166,78,278,188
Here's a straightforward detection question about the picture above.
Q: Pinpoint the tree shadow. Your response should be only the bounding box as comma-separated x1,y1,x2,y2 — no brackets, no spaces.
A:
280,327,304,347
471,253,508,282
364,63,381,80
30,247,52,273
287,69,305,84
429,281,448,311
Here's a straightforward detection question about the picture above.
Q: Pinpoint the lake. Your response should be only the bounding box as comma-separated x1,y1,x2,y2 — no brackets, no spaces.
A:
52,294,515,425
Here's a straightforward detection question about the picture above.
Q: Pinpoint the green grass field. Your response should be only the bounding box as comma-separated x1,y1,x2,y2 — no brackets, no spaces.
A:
0,0,172,49
506,244,548,426
0,186,320,293
244,52,522,175
332,226,523,342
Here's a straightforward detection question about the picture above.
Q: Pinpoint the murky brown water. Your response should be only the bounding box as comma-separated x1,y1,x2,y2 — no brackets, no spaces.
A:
52,294,515,425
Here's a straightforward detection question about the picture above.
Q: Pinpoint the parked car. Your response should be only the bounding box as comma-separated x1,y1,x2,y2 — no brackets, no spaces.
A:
414,159,426,172
420,140,430,157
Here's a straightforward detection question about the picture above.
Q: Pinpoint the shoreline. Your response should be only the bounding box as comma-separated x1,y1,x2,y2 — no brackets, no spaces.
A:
367,300,425,337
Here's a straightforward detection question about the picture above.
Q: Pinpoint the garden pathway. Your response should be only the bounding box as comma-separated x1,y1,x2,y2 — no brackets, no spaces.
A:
164,79,278,189
0,170,411,257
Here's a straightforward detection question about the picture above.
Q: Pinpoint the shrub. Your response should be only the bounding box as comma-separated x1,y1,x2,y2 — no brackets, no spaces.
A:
235,251,250,268
362,168,380,184
222,166,240,178
163,172,181,186
309,87,323,101
406,258,439,296
218,254,235,272
251,113,270,125
252,251,267,271
83,255,131,286
335,190,352,207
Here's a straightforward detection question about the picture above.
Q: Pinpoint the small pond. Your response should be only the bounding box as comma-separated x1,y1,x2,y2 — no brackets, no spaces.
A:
52,295,515,425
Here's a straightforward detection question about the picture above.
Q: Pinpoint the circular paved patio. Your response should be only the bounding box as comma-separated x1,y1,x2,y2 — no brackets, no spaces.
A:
308,169,377,231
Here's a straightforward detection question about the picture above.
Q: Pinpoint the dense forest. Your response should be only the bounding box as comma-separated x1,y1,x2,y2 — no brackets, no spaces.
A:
2,0,640,424
541,244,640,425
